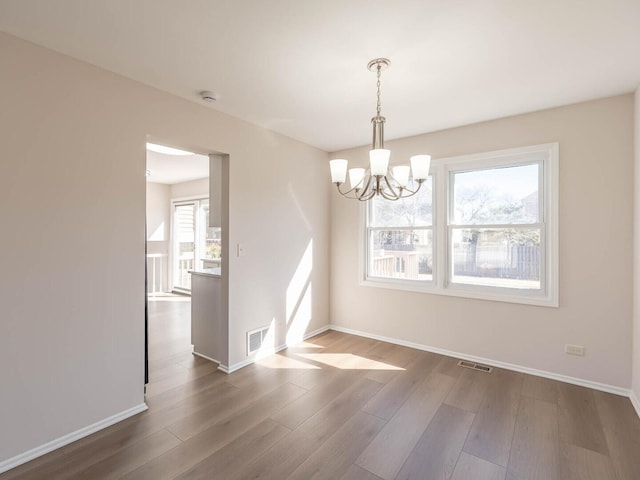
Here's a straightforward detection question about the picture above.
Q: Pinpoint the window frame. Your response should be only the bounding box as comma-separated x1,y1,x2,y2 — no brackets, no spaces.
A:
360,143,559,307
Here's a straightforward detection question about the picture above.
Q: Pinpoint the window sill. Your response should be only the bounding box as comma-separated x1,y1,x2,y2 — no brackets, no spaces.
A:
361,277,558,307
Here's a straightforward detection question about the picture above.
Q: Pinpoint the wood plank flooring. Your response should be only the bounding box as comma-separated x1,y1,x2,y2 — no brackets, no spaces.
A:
3,297,640,479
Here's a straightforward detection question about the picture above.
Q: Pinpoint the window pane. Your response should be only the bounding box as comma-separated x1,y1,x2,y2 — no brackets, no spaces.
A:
453,164,539,225
174,203,196,290
451,228,540,289
369,229,433,281
370,177,433,227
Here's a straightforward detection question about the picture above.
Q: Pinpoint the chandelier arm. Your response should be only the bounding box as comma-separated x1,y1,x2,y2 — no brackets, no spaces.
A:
359,187,378,202
360,172,374,197
335,183,365,200
380,175,406,201
379,188,399,201
397,179,425,198
334,169,379,199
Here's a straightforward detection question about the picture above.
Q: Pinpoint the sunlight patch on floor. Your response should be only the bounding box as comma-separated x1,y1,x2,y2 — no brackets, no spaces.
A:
297,353,405,370
256,354,321,370
286,341,325,350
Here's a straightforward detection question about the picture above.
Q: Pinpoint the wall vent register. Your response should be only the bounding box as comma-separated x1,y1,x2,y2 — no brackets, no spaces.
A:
457,360,493,373
247,326,270,355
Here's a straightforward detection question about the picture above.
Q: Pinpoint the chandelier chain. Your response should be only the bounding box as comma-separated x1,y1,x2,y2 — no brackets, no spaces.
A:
376,65,381,116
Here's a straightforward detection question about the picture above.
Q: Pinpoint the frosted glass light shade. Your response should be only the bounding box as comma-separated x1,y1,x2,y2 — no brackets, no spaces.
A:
330,159,348,183
410,154,431,180
392,166,410,187
349,168,366,189
369,149,390,176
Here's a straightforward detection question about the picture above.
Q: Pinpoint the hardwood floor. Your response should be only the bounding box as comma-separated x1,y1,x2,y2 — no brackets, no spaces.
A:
3,298,640,479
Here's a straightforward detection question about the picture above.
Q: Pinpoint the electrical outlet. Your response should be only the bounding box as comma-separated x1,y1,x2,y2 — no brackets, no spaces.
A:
565,344,585,356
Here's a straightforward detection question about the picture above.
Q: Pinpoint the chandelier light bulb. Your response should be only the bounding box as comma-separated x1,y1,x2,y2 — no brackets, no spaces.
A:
349,168,366,189
369,149,390,176
410,155,431,181
392,165,411,187
329,159,348,184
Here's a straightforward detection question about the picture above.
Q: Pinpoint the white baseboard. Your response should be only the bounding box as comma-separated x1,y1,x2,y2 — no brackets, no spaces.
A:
630,389,640,419
192,350,221,365
223,324,331,374
328,325,632,398
0,403,148,475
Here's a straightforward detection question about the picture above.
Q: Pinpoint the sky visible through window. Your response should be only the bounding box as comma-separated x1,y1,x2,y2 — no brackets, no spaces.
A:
454,163,538,201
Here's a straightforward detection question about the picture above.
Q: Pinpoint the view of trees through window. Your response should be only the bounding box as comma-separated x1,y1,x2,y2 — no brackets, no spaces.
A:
368,179,433,281
451,163,540,289
366,162,542,291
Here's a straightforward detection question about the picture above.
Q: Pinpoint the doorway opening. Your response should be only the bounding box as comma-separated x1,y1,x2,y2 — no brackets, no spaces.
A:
145,141,219,395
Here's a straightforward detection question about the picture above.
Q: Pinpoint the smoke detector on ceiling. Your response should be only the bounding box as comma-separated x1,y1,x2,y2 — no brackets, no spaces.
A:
200,90,218,103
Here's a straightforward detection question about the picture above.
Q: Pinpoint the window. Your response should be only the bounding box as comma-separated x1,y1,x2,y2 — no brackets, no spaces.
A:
363,143,558,306
366,177,434,283
172,198,221,292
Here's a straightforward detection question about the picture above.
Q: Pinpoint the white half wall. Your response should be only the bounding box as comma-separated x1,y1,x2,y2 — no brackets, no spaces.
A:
633,85,640,410
330,95,634,389
0,32,329,466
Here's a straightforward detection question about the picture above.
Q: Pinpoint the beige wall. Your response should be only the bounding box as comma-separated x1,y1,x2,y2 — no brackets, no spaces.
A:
0,32,330,464
146,181,170,251
331,94,634,389
170,177,209,199
634,86,640,404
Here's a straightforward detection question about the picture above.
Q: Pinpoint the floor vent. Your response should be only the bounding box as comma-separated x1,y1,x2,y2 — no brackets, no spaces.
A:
247,326,270,355
457,360,493,373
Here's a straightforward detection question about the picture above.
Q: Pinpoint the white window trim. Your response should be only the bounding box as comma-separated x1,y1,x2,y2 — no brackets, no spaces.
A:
360,143,559,307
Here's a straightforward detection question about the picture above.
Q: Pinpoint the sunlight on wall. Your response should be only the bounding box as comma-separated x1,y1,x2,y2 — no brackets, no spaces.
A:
255,318,277,360
286,240,313,346
148,221,165,241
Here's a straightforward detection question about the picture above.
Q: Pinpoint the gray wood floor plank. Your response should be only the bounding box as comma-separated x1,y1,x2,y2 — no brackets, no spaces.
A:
463,368,523,467
355,372,456,480
74,429,182,480
593,391,640,480
521,375,558,404
445,367,493,413
559,443,617,480
507,395,560,480
286,411,386,480
338,464,385,480
174,419,290,480
122,382,306,480
451,452,506,480
230,377,383,480
395,404,475,480
361,351,440,420
557,382,609,455
271,370,361,429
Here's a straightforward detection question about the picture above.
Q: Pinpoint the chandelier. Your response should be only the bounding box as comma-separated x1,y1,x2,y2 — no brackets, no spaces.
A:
329,58,431,201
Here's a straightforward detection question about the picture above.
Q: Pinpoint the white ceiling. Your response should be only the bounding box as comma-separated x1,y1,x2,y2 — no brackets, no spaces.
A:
1,1,639,152
146,150,209,185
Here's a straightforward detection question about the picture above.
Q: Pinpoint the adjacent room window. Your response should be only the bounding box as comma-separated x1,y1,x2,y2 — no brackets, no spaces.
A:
362,143,558,306
172,198,221,293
